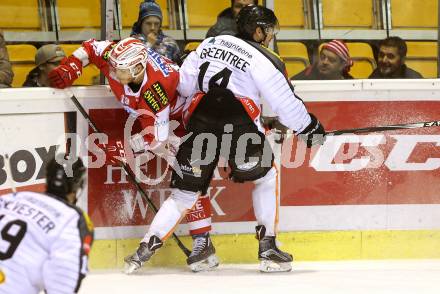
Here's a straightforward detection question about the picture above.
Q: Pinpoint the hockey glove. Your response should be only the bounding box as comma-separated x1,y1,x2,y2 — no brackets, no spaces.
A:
48,56,83,89
94,139,126,165
298,113,326,148
261,116,289,143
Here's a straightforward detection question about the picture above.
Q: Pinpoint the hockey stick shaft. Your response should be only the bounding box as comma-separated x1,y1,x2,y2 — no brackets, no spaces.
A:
70,94,192,257
326,120,440,136
275,119,440,136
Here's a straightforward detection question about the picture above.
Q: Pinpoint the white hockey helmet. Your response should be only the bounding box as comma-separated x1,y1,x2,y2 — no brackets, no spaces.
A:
109,37,149,80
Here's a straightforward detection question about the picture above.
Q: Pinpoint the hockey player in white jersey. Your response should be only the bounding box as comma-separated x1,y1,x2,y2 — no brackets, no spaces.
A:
124,4,325,273
0,153,93,293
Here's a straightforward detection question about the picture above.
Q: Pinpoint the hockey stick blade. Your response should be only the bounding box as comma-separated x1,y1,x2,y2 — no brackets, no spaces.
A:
69,93,192,257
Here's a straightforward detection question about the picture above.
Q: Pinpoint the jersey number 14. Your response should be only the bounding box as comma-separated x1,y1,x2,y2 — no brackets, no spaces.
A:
198,61,232,91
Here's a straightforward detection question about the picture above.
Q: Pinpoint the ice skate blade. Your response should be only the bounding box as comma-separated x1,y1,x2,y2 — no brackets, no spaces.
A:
189,254,220,272
124,261,141,275
259,260,292,273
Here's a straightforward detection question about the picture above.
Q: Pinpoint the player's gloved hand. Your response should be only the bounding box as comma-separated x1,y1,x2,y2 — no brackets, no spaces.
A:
130,133,180,157
261,116,289,143
298,113,326,148
96,139,126,165
129,133,149,155
48,56,83,89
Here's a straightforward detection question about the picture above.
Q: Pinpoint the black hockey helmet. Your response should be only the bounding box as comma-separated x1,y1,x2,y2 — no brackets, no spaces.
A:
236,5,278,41
46,153,86,200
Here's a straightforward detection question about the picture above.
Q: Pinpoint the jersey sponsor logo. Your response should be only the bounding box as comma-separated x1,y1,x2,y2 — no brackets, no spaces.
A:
151,82,169,106
147,48,170,77
143,90,161,113
102,44,116,61
218,39,252,59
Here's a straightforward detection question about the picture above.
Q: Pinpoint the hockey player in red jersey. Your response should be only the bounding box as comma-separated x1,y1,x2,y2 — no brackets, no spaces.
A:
48,37,183,154
48,37,220,271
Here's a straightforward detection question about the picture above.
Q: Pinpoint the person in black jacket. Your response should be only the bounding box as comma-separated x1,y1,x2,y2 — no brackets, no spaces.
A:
206,0,258,37
369,36,422,79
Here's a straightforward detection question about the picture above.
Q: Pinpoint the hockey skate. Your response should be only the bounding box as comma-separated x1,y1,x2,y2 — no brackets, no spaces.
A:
186,233,219,272
256,225,293,273
124,235,163,274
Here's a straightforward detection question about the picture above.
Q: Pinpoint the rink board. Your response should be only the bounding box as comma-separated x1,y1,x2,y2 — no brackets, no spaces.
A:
1,81,440,268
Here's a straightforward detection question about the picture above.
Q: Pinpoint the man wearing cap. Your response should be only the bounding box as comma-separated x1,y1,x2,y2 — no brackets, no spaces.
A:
23,44,66,87
291,40,354,80
130,0,180,63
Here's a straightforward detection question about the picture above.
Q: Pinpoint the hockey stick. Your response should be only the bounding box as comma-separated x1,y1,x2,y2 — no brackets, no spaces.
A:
69,94,192,257
270,118,440,137
326,120,440,136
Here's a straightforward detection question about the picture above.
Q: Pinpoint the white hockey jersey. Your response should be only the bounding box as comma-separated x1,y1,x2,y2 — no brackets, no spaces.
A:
0,192,94,294
178,34,311,133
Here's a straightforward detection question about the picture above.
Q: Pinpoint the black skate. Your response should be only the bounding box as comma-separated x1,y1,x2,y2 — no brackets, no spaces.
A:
256,225,293,273
124,235,163,274
186,233,219,272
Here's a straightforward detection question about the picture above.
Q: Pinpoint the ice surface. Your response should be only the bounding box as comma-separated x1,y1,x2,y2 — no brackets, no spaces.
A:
80,260,440,294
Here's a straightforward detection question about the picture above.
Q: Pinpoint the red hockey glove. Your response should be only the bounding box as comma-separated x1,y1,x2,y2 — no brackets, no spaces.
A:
48,56,83,89
92,139,127,165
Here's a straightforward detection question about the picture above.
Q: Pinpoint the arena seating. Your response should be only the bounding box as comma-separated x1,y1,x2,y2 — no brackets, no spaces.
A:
57,0,101,30
346,42,376,78
274,0,306,29
406,42,437,78
277,41,309,77
186,0,229,28
6,44,37,87
321,0,374,29
391,0,437,29
0,0,41,31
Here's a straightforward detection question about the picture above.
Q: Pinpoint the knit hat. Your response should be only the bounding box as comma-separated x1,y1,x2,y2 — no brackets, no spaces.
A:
35,44,66,67
138,0,163,23
132,0,163,35
322,40,353,70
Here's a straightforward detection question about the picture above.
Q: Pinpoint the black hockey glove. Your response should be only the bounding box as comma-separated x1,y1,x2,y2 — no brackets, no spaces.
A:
298,113,326,148
261,116,289,143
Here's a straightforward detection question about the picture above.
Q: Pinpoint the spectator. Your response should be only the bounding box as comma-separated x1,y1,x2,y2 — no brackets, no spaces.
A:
206,0,258,37
369,36,422,79
131,0,180,63
292,40,354,80
23,44,66,87
0,30,13,87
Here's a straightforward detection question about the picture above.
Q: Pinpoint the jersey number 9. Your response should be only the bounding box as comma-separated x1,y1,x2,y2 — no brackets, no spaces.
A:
0,215,27,260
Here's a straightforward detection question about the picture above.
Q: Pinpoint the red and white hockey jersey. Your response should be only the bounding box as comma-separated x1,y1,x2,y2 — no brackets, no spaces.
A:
0,192,94,294
73,39,184,144
178,35,311,133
